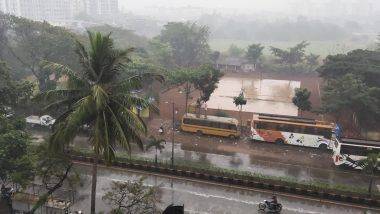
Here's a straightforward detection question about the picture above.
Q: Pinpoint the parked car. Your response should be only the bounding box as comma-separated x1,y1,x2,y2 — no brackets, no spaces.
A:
26,115,55,127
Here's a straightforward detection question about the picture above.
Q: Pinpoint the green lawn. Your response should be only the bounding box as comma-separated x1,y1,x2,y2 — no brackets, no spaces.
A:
210,39,374,57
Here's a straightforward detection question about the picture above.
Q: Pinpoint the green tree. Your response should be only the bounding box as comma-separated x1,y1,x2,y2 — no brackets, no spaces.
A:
246,43,264,64
193,65,223,116
305,53,320,72
38,31,160,214
0,61,33,113
292,88,312,116
0,14,79,91
148,38,175,68
158,22,211,67
233,91,247,130
87,24,149,49
359,153,380,195
270,41,309,65
167,68,199,114
227,44,245,57
103,177,161,214
146,136,165,165
0,116,34,188
318,50,380,126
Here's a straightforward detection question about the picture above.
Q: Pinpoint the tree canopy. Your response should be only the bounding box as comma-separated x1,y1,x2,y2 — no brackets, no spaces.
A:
227,44,245,57
246,44,264,64
292,88,312,113
87,25,149,49
270,41,309,65
318,50,380,127
157,22,211,67
103,177,161,214
0,61,33,113
0,14,80,91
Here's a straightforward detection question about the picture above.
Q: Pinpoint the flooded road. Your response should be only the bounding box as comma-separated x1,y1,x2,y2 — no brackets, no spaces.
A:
71,163,378,214
206,77,300,116
31,129,378,190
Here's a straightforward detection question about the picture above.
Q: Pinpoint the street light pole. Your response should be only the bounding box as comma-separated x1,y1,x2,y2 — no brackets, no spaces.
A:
171,102,175,168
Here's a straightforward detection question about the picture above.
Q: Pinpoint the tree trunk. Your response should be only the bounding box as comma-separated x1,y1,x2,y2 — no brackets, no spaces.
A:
185,82,189,115
90,155,99,214
369,174,374,196
155,148,158,165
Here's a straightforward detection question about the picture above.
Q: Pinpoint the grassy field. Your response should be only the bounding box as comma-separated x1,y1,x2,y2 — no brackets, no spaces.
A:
210,39,374,57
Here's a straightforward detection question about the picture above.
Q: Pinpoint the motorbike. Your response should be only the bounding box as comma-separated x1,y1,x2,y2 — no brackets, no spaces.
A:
258,200,282,213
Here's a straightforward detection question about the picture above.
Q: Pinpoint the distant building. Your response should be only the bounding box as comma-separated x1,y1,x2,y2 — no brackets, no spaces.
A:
84,0,119,16
215,57,256,73
0,0,84,22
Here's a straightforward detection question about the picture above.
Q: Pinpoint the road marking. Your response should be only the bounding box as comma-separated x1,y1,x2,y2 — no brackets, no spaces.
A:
74,161,380,212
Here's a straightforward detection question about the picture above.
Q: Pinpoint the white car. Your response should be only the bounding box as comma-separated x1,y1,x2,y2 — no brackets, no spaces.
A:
26,115,56,127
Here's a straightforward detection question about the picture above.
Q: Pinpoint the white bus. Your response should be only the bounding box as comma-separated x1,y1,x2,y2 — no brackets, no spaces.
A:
332,138,380,170
250,113,337,150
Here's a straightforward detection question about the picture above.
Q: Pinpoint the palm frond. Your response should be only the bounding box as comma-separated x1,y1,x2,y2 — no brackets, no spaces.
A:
105,105,131,154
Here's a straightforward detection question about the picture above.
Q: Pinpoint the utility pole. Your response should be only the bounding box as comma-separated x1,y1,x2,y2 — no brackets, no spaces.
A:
171,102,175,168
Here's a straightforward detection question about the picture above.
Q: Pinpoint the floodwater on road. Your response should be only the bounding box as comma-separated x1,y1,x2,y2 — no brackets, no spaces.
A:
71,164,377,214
206,76,300,116
30,129,378,190
135,142,376,188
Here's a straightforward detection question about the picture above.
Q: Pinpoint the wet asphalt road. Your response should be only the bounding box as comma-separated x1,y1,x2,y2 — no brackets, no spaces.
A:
31,129,379,189
71,163,379,214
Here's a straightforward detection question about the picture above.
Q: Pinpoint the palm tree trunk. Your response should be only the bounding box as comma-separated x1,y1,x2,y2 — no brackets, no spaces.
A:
90,154,98,214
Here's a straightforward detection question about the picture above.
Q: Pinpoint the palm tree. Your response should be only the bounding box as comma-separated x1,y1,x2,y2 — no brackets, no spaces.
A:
233,90,247,131
38,31,161,214
146,136,165,165
359,153,380,196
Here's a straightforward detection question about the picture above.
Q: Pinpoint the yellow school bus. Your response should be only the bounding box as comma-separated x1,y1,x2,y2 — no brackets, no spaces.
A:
181,113,240,138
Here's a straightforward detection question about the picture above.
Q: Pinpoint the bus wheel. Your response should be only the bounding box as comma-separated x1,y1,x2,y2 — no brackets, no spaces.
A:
196,130,203,136
275,139,284,145
318,143,328,150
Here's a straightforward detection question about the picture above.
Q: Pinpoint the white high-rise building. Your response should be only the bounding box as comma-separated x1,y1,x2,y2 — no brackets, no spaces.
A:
0,0,21,16
0,0,84,21
84,0,119,16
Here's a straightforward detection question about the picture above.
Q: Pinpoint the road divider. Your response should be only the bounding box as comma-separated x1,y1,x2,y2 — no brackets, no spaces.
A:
69,153,380,208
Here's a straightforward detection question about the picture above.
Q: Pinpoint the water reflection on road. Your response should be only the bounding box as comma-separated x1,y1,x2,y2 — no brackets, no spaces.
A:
31,130,376,189
135,142,374,188
72,164,376,214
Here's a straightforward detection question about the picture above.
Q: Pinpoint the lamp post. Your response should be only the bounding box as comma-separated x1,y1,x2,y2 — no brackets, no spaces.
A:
171,102,175,168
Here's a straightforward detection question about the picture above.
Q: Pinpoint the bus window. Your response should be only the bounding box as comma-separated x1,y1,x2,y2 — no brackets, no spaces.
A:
220,123,229,130
293,125,305,134
305,127,316,135
183,118,191,125
210,122,220,129
228,124,237,131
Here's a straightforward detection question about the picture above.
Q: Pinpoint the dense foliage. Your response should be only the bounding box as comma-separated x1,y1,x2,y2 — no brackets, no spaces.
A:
318,50,380,127
292,88,312,115
103,177,161,214
0,14,80,91
157,22,211,67
246,44,265,64
39,31,162,213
